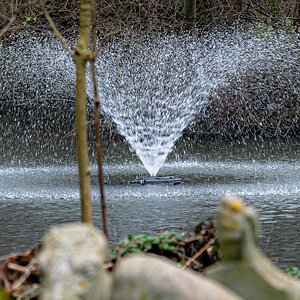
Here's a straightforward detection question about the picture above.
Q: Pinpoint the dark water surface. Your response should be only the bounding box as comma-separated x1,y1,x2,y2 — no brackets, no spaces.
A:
0,140,299,269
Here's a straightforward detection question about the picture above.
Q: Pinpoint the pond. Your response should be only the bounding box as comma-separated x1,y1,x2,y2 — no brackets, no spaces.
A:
0,138,299,269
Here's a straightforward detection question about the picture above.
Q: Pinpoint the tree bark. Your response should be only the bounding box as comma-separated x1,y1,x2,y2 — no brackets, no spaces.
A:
74,0,93,224
183,0,196,29
184,0,196,20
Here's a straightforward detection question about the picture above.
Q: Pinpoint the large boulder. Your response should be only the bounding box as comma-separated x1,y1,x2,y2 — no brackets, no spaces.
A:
38,223,111,300
111,254,242,300
206,195,300,300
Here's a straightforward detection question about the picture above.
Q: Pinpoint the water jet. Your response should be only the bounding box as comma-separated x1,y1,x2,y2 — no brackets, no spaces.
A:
1,26,299,174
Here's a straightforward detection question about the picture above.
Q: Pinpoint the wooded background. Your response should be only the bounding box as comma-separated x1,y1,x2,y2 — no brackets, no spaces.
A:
1,0,299,34
1,0,299,142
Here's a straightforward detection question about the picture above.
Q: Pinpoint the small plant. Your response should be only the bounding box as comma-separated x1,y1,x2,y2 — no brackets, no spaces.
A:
111,230,183,260
24,15,37,23
286,267,300,278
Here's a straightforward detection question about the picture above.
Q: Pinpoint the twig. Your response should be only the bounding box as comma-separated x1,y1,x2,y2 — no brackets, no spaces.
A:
7,263,27,273
11,259,37,291
0,0,18,38
90,0,109,238
183,234,204,243
39,0,74,57
0,13,16,38
62,120,94,139
0,0,39,38
0,12,11,21
100,30,121,47
181,238,215,270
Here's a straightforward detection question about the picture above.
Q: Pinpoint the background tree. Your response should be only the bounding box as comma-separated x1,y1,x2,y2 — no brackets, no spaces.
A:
41,0,109,229
73,0,94,224
184,0,196,24
41,0,94,224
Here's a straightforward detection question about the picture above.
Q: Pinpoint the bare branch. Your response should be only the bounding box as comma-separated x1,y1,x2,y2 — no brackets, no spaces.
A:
181,239,216,270
39,0,74,57
100,29,120,47
0,0,38,38
0,12,12,22
90,0,109,238
0,13,16,38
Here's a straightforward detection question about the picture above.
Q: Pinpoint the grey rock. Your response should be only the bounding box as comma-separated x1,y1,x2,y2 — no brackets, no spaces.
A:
111,254,242,300
39,223,111,300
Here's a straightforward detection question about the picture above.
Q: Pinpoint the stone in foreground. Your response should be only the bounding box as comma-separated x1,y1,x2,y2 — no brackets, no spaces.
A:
206,194,300,300
38,223,111,300
111,254,242,300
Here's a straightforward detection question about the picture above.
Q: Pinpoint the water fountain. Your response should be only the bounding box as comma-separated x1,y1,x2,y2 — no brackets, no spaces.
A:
1,26,300,260
1,26,299,181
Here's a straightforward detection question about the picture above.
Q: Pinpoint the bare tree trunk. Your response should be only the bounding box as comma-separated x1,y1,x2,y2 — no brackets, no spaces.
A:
41,0,94,223
184,0,196,28
74,0,93,224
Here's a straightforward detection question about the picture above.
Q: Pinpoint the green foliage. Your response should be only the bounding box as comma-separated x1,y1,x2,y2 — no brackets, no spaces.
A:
285,267,300,278
24,15,37,23
111,230,183,260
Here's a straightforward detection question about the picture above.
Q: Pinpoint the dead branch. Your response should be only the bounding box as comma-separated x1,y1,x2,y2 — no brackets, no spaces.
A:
90,0,109,238
181,238,216,270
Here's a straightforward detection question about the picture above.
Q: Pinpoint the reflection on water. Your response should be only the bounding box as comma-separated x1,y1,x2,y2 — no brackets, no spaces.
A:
0,141,299,269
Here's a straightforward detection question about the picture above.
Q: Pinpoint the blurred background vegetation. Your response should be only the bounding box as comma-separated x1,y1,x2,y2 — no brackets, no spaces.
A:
1,0,299,142
0,0,299,34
